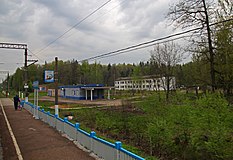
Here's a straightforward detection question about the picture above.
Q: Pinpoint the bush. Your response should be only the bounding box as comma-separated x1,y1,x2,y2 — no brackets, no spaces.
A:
58,93,233,159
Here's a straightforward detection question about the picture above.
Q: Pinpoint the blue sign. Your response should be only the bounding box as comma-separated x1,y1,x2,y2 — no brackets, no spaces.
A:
33,81,39,89
44,70,54,83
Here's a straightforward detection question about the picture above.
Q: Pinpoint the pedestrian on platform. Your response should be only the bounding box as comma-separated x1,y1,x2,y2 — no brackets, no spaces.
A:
13,95,20,110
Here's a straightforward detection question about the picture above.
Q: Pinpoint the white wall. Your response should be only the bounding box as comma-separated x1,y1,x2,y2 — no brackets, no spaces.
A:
115,77,176,91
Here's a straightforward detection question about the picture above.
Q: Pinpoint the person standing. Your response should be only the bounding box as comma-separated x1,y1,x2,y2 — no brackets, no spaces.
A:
13,95,20,110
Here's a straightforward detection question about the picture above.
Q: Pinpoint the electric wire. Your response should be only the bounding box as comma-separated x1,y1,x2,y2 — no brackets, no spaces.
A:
34,0,112,56
91,34,201,61
79,18,233,62
85,25,232,61
62,0,128,40
28,49,44,62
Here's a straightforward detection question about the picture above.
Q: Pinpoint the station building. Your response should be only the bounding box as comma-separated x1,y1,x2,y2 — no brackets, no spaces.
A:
59,84,113,101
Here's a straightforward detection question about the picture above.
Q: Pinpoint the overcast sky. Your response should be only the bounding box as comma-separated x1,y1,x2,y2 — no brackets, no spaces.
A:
0,0,184,80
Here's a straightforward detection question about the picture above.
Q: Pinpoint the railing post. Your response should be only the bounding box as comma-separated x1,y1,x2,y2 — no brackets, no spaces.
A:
75,123,80,141
55,114,58,129
37,106,40,119
75,123,80,129
115,141,122,160
64,117,68,122
63,117,68,133
47,111,50,124
90,131,96,151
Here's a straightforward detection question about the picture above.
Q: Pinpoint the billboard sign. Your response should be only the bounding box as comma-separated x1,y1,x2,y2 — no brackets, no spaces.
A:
44,70,54,83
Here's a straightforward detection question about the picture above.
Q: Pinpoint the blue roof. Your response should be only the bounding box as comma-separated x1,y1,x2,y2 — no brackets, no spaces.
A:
59,84,104,89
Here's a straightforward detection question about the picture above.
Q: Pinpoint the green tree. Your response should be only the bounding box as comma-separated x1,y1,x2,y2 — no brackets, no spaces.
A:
167,0,216,91
150,42,183,100
214,0,233,94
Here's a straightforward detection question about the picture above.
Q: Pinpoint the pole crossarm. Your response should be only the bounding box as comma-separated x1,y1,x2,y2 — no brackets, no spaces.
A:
0,42,27,50
27,59,38,67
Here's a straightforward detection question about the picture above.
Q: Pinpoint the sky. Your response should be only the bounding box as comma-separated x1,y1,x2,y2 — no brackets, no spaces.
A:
0,0,185,80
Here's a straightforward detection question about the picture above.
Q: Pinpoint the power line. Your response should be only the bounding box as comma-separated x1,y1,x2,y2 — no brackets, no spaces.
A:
92,34,201,61
34,0,112,56
79,27,202,62
79,18,233,62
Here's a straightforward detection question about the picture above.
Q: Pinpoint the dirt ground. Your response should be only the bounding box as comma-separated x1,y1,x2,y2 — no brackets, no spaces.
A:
39,96,123,108
0,98,95,160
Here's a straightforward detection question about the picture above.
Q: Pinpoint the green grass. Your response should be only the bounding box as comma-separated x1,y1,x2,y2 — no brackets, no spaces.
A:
26,91,233,160
28,91,48,98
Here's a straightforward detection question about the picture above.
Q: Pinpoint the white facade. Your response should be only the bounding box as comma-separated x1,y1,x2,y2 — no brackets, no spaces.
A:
114,76,176,91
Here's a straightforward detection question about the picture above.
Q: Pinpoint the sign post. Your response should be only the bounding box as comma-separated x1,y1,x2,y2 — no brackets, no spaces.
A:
33,81,39,119
44,57,59,117
24,83,29,102
44,57,58,117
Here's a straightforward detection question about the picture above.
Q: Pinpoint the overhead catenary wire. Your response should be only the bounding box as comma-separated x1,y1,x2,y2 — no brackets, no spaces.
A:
34,0,112,56
28,48,44,62
28,0,127,62
79,18,233,62
62,0,128,40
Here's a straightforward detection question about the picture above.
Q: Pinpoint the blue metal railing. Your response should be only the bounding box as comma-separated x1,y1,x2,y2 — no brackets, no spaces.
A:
21,101,144,160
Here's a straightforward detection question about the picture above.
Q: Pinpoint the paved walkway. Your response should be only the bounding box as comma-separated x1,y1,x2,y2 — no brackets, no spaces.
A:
0,98,95,160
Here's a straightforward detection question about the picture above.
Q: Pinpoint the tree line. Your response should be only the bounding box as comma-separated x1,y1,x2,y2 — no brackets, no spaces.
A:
4,0,233,96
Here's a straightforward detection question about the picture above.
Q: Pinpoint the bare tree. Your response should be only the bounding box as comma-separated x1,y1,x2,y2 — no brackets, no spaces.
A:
150,42,183,101
167,0,216,92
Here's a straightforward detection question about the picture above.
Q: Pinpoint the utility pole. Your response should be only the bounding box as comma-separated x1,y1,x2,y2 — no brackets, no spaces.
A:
7,72,9,98
0,43,37,98
55,57,59,116
24,48,29,102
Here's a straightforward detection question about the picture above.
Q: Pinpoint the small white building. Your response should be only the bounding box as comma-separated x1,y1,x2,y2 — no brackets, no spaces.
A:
114,75,176,91
59,84,113,101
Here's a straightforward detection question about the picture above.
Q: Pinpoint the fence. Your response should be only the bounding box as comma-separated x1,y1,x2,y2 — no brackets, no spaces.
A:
21,101,144,160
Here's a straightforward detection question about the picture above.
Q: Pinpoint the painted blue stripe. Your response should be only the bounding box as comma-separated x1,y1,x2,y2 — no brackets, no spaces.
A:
59,84,104,88
61,95,100,100
23,101,144,160
120,148,145,160
62,96,86,100
77,128,89,137
48,113,54,117
57,117,64,122
65,121,75,127
93,136,115,148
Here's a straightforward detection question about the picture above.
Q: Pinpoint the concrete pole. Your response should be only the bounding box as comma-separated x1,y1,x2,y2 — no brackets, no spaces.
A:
33,89,36,117
35,89,39,119
24,48,28,102
55,57,59,116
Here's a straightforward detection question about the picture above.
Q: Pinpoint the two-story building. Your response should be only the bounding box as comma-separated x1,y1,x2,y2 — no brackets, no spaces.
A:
114,75,176,91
